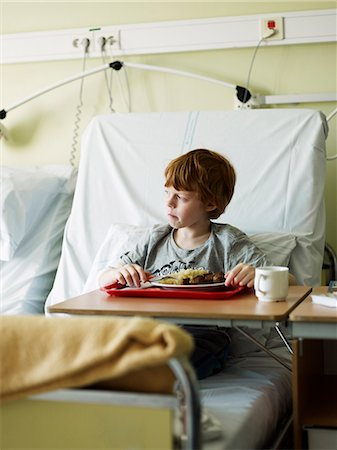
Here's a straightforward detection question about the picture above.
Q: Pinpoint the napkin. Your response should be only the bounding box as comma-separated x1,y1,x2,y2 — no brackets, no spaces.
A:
311,293,337,308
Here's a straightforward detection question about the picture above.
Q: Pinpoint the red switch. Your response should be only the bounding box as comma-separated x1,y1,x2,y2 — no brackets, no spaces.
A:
267,20,276,29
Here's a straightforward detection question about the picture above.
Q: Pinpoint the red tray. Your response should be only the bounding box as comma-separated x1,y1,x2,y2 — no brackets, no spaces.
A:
101,284,246,300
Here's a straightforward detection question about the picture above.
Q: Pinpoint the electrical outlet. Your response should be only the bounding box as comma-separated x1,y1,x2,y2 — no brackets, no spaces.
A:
95,30,120,52
260,17,284,40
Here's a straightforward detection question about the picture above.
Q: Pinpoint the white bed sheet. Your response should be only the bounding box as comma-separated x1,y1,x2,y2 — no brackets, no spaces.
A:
46,108,327,311
1,166,76,314
202,347,292,450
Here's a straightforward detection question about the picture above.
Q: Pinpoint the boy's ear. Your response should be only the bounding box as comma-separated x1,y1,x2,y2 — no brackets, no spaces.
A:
205,202,217,213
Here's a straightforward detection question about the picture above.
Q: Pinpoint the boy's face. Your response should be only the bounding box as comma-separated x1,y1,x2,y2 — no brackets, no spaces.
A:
164,186,215,229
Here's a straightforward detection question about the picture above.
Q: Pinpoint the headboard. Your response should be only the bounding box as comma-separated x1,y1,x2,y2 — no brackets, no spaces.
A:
46,109,327,309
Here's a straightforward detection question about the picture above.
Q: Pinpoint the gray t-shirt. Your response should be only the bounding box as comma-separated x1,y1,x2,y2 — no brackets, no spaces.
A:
119,223,269,277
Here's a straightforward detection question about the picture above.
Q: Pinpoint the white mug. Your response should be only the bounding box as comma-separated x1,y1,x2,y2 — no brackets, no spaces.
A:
254,266,289,302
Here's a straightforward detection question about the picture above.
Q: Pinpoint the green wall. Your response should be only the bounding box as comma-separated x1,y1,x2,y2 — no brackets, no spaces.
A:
1,1,336,256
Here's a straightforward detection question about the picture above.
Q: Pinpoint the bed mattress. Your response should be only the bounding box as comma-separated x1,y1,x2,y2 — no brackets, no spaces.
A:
201,346,292,449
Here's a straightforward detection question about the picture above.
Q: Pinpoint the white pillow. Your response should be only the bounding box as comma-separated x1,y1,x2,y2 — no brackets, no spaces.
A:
0,174,25,261
0,166,77,314
83,224,297,292
1,166,75,261
83,224,149,292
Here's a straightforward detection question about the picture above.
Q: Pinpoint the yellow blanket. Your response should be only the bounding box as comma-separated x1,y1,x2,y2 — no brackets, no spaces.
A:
0,315,194,402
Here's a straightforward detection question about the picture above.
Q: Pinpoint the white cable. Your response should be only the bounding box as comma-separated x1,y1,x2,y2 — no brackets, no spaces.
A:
243,38,264,104
107,41,131,112
243,30,276,104
116,66,131,112
100,40,115,113
70,40,89,167
122,67,132,113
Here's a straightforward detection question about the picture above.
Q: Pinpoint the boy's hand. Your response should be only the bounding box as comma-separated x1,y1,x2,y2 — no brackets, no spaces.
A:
115,263,151,287
100,264,151,288
225,263,255,288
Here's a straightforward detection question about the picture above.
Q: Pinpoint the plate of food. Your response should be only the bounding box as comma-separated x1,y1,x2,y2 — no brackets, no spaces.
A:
150,269,228,291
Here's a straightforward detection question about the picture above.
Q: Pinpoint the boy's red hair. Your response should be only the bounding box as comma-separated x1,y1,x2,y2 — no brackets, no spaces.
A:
164,149,236,219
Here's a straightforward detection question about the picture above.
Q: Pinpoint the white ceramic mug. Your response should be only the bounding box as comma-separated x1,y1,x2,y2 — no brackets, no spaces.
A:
254,266,289,302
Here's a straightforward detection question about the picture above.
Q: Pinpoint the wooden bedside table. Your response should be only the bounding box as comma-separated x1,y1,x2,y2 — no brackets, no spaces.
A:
289,287,337,449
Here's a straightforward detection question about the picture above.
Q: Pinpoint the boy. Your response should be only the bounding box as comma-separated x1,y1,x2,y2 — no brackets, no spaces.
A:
100,149,269,289
99,149,293,378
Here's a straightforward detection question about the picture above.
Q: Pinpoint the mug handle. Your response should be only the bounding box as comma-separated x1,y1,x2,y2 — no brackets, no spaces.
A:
256,274,267,295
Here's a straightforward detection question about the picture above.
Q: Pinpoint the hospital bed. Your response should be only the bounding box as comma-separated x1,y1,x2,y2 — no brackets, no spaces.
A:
1,108,328,448
0,314,201,449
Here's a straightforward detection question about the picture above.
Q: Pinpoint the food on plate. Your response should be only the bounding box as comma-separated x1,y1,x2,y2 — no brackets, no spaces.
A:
158,269,225,285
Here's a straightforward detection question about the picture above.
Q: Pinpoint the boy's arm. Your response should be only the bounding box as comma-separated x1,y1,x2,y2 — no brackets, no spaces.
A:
225,263,298,288
98,260,123,288
99,261,151,288
226,231,298,288
99,230,152,288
